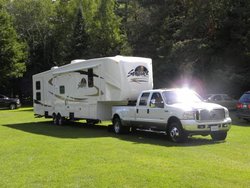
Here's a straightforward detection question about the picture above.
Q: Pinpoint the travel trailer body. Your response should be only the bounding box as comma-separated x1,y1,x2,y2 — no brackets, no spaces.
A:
33,56,153,122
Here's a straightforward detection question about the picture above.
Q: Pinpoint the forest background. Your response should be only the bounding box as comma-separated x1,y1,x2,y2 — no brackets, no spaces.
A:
1,0,250,102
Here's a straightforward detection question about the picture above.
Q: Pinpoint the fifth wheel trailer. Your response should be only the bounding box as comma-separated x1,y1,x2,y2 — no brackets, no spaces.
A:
33,56,153,124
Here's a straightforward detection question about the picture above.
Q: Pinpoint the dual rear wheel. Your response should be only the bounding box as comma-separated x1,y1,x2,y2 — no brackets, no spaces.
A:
113,117,130,134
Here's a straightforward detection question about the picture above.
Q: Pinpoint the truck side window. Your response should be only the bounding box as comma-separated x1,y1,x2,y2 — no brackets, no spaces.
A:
88,68,94,88
139,93,150,106
150,92,164,108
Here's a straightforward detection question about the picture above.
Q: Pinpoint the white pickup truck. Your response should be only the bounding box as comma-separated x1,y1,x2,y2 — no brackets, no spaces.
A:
112,88,232,142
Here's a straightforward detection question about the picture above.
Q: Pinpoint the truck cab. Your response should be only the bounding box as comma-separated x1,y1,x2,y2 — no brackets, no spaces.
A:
112,88,232,142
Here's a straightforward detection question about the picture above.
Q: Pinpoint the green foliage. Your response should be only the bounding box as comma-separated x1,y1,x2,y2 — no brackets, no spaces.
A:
68,5,90,60
0,0,250,96
90,0,130,57
9,0,56,71
0,3,27,87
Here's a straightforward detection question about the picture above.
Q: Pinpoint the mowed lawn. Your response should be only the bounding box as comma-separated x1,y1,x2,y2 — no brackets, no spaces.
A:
0,107,250,188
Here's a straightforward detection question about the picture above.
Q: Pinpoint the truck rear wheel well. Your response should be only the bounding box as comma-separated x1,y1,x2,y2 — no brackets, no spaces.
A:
112,114,120,122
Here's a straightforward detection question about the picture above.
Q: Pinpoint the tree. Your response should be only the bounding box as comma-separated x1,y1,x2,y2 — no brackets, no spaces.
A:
9,0,56,72
91,0,131,57
0,2,27,89
67,5,90,60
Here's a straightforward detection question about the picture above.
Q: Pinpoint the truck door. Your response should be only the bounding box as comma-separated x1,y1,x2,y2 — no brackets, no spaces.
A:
135,92,150,127
147,92,166,130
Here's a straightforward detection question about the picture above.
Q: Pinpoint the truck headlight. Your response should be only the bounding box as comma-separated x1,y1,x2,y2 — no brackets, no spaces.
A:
183,111,195,120
225,109,229,118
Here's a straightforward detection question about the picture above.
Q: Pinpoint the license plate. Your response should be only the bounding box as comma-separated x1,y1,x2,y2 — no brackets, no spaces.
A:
210,125,219,131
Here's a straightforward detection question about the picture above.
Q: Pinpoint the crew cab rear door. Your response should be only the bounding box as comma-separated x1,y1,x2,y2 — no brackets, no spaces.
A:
135,92,150,125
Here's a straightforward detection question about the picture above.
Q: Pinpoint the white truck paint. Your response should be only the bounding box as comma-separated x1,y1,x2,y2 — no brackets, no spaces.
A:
112,88,232,142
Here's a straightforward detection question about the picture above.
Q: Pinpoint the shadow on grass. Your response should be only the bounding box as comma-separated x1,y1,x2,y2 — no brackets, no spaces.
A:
2,121,224,147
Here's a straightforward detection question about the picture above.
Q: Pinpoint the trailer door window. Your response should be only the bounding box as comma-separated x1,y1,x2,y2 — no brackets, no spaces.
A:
36,81,41,90
36,92,41,101
139,92,150,106
60,85,65,94
88,68,94,88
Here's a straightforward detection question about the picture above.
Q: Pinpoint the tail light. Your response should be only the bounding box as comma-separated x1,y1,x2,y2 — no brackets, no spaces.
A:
248,104,250,109
237,102,243,109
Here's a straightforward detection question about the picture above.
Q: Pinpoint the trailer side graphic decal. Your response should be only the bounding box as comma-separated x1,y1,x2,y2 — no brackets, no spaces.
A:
34,99,52,107
47,70,104,101
127,66,149,83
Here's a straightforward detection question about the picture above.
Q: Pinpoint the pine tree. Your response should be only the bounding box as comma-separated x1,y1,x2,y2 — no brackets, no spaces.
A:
0,3,27,87
68,6,90,60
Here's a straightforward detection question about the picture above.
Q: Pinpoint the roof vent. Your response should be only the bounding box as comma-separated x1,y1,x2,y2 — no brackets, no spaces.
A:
51,66,58,70
71,59,85,64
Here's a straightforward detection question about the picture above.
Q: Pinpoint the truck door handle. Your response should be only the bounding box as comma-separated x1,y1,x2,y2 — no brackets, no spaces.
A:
136,109,139,113
147,109,149,114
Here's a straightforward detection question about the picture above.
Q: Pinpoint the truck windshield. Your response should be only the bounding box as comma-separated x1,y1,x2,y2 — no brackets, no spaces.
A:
163,89,202,104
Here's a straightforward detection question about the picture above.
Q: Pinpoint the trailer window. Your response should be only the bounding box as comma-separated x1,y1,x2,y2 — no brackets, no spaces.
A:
36,81,41,90
36,92,41,101
60,86,65,94
139,93,150,106
88,69,94,88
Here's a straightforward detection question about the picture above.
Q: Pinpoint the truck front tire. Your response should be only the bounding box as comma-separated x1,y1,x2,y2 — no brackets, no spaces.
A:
168,121,187,143
211,132,227,141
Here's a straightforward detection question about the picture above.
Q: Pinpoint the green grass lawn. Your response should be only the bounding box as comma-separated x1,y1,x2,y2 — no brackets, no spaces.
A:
0,107,250,187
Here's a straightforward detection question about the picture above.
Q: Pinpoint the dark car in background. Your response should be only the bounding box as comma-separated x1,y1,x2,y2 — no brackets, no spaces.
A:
236,91,250,121
204,94,237,110
0,94,21,110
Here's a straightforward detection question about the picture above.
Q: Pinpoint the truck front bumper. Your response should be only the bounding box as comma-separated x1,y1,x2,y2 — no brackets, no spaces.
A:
180,118,232,134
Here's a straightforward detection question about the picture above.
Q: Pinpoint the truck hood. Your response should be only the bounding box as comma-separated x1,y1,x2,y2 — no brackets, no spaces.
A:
170,102,226,111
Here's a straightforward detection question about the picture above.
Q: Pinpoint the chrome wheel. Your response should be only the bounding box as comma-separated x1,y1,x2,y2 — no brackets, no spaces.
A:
170,127,180,138
168,121,187,143
114,119,121,134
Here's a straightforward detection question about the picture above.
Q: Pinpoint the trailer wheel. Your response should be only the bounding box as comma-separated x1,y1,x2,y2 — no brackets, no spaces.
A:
52,114,57,125
57,114,64,126
86,119,100,125
168,121,187,143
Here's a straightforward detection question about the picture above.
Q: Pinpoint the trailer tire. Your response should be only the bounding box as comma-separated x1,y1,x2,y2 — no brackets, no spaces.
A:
56,114,64,126
86,119,100,125
52,114,57,125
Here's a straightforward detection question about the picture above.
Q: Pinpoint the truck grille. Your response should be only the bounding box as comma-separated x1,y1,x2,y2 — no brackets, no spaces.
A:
198,109,225,121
